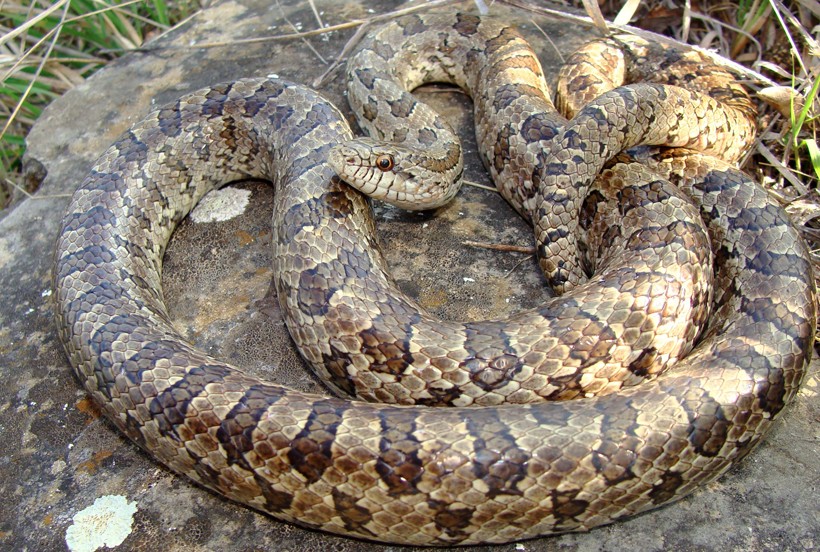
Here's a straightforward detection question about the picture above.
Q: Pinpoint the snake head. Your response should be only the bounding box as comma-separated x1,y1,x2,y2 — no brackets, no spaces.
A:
328,138,462,211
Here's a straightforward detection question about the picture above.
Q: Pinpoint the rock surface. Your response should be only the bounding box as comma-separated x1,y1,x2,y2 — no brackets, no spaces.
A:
1,0,818,550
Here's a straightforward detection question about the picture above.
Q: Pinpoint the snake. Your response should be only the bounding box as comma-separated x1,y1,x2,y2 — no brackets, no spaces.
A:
53,12,814,546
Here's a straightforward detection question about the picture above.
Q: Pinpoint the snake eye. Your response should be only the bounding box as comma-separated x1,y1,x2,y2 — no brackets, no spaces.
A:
376,154,394,171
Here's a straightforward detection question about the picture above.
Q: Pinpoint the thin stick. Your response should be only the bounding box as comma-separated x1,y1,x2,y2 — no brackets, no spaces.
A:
68,0,171,31
756,142,808,194
504,255,535,278
463,241,536,254
276,0,327,65
580,0,608,32
1,177,72,200
312,20,370,88
0,0,68,48
306,0,325,30
463,179,497,192
528,18,564,64
681,0,691,43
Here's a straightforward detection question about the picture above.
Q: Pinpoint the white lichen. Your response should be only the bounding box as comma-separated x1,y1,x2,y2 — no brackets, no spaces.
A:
65,495,138,552
190,187,252,223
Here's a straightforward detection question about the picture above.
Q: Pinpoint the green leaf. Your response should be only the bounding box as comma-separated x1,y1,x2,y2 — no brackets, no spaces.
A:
151,0,170,27
802,139,820,180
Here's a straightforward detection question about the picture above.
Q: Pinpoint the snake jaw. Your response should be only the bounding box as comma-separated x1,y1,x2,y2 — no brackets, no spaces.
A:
329,139,454,210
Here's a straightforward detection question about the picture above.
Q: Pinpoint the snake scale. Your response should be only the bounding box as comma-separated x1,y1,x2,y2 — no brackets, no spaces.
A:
53,12,814,546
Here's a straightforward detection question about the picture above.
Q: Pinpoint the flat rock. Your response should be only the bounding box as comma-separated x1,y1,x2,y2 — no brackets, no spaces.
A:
2,0,818,550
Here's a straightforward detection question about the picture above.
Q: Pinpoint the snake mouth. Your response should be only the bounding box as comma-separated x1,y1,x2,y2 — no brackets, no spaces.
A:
327,146,359,176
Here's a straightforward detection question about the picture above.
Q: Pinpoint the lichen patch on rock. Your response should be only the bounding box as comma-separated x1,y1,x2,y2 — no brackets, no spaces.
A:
190,187,252,223
65,495,138,552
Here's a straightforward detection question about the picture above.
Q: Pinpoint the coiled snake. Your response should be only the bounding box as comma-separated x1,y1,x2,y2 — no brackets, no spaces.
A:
53,12,814,546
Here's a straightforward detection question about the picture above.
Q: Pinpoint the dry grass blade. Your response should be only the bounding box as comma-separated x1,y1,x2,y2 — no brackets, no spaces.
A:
581,0,609,32
794,0,820,18
528,18,565,63
680,0,691,42
0,0,68,48
77,0,172,29
312,20,370,88
305,0,325,29
758,142,809,194
275,0,327,65
1,1,70,140
729,0,770,58
613,0,643,26
3,23,63,82
769,0,812,77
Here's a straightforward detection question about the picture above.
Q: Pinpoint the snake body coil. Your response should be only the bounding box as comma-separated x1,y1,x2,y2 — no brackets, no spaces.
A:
54,13,814,546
